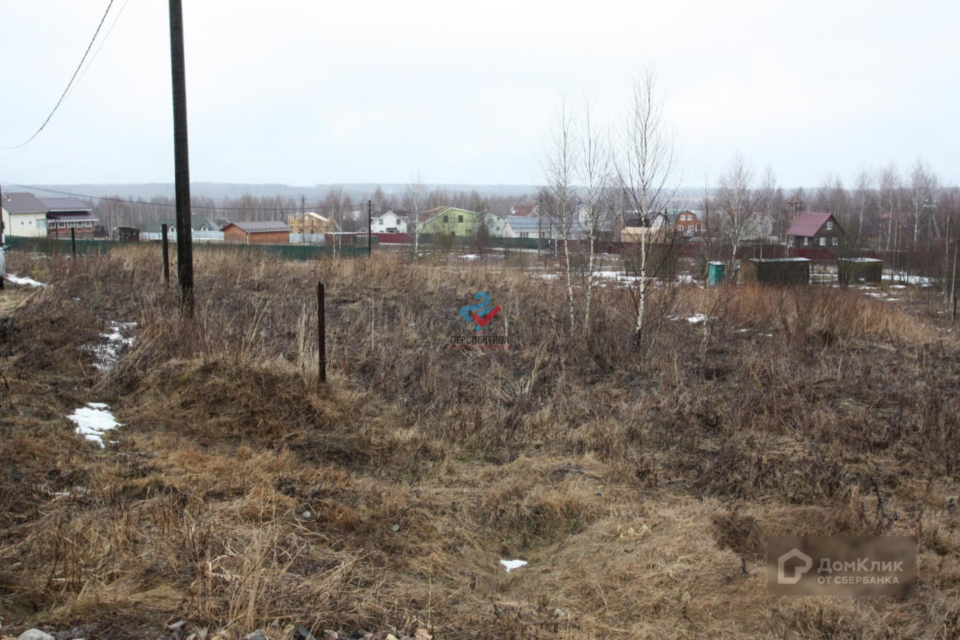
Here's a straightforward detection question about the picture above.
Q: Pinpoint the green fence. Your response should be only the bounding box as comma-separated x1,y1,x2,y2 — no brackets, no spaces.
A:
418,234,543,250
4,236,117,256
4,236,369,261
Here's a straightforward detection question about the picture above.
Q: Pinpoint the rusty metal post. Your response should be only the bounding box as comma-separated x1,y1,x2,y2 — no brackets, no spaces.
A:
70,227,76,257
317,281,326,384
161,224,170,284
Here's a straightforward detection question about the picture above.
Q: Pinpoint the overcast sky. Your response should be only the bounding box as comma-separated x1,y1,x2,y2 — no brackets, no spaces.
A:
1,0,957,190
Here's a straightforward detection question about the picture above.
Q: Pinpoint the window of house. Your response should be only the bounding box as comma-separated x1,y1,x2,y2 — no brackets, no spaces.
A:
832,237,838,246
819,237,826,246
803,237,809,246
458,215,463,223
443,215,449,223
826,221,833,230
59,222,66,228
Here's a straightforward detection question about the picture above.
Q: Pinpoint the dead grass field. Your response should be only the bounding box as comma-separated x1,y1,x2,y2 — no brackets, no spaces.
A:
1,247,959,639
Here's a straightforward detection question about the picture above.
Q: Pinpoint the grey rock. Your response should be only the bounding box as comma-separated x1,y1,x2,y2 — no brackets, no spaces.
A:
19,631,55,640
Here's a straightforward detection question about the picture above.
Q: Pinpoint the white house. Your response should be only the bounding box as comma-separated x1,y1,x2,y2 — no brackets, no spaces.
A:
501,216,586,240
1,192,49,238
372,209,409,233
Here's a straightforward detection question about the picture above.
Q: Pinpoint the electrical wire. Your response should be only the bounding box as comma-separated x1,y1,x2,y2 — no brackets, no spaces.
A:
65,0,132,102
0,0,116,151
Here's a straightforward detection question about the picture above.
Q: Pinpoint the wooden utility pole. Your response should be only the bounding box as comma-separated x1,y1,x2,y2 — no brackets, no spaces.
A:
0,181,5,291
168,0,194,313
367,200,373,256
161,223,170,284
317,281,326,384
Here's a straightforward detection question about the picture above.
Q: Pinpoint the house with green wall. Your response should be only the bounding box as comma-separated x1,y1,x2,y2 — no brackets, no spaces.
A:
416,207,480,237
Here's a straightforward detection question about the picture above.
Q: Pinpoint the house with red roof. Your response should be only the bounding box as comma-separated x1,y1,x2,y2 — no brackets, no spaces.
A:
786,212,844,252
510,203,539,216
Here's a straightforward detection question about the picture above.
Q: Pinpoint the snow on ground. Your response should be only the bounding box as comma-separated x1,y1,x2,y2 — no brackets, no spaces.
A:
883,274,934,286
85,321,138,371
686,314,707,324
500,559,528,573
68,403,121,447
5,274,46,288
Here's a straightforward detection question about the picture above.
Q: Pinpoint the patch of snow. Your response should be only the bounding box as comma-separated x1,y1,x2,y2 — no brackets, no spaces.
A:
461,254,480,260
883,274,934,286
5,274,46,288
84,321,137,371
686,314,707,324
68,403,121,447
890,285,906,289
500,559,528,573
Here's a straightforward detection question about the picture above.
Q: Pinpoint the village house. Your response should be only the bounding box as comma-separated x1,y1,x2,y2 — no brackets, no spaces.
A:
500,215,586,240
40,198,98,239
221,220,292,244
288,211,333,235
417,207,481,237
1,193,48,238
371,209,408,234
785,212,845,251
142,215,219,235
1,193,98,239
620,212,674,243
674,210,703,237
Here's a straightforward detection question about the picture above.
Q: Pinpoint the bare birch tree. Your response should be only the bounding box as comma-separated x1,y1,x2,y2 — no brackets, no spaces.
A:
853,169,872,244
541,93,579,334
715,153,757,268
879,164,901,250
575,93,611,333
614,68,677,347
405,172,427,259
909,159,938,244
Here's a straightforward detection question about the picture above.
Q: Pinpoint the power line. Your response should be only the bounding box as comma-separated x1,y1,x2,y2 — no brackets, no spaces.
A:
0,0,116,151
66,0,133,102
6,183,377,214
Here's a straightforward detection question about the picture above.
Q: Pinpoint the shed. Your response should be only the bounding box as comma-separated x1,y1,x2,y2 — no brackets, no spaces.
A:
838,258,883,285
116,227,140,242
222,221,292,245
741,258,811,286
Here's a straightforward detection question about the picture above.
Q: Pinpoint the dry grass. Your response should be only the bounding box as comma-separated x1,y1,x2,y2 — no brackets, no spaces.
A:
1,246,959,638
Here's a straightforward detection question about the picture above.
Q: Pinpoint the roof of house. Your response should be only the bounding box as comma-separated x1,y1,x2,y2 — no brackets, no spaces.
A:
511,204,538,216
417,206,451,224
142,215,219,234
375,209,409,221
785,212,835,238
1,192,47,215
505,216,543,233
226,220,292,233
47,212,97,221
38,197,92,212
507,216,585,233
301,212,330,222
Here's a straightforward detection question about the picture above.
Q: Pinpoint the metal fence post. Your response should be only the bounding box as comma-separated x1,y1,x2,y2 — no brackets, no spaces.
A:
317,281,326,384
